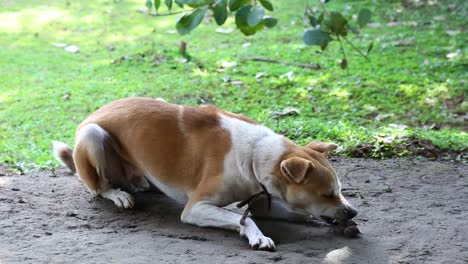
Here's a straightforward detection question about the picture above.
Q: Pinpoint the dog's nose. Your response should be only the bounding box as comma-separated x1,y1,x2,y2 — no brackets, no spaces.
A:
347,208,358,219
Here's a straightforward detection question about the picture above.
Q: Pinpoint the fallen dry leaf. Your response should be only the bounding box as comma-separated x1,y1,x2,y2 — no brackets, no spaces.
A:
52,42,67,48
216,27,234,34
269,107,301,119
230,80,243,86
64,45,79,53
220,61,237,69
62,92,71,100
136,7,148,14
386,21,418,27
367,22,382,28
279,71,294,81
393,40,415,47
446,30,460,37
255,72,267,80
242,42,251,48
446,50,461,59
176,58,189,63
375,113,394,121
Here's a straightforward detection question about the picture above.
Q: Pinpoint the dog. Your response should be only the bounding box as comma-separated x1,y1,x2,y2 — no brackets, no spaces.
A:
53,97,357,251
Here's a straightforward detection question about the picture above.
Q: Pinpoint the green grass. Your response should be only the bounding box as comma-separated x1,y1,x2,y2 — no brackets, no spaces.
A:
0,0,467,171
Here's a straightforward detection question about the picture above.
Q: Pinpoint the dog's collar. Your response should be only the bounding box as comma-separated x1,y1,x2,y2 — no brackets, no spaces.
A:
236,183,271,226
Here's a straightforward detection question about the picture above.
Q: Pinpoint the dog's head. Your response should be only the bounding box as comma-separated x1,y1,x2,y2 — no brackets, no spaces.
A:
273,141,357,224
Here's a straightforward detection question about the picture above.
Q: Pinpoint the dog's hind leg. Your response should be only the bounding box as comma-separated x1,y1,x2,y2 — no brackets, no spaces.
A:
73,123,135,208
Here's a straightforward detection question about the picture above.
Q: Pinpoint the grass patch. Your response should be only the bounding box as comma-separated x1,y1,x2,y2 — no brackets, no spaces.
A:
0,0,466,171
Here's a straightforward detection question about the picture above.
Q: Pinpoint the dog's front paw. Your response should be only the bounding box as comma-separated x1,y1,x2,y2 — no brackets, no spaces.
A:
100,189,135,209
249,235,276,251
240,218,276,251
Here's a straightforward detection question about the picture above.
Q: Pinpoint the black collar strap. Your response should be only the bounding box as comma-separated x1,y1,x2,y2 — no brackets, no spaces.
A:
237,183,271,226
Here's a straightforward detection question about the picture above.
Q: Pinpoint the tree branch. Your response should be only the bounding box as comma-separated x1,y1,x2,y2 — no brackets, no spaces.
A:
337,36,349,73
343,36,371,62
147,10,188,17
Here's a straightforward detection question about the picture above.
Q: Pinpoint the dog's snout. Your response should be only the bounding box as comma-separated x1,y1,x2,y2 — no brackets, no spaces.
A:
347,208,358,219
335,206,358,222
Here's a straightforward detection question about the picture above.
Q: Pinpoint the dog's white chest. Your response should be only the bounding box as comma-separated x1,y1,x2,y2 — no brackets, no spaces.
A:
145,175,188,203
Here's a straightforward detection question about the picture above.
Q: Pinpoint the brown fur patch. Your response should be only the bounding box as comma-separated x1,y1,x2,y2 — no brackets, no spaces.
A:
220,110,258,124
75,98,232,202
271,139,339,208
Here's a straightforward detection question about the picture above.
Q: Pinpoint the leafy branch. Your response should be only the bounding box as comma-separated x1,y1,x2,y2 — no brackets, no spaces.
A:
145,0,277,35
144,0,373,69
303,3,373,69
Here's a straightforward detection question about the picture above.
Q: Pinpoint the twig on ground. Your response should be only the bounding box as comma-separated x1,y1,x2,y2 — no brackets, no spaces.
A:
246,57,321,69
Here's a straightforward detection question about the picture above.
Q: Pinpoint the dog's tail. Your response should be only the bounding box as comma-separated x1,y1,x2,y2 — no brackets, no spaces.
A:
52,141,76,173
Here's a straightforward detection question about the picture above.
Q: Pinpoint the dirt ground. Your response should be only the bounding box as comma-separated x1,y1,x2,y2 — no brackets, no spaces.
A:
0,158,467,264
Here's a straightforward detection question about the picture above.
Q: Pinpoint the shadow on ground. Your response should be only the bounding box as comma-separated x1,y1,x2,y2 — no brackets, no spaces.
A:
0,158,466,263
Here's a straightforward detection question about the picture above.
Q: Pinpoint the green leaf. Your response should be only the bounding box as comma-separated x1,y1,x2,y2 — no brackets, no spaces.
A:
175,0,184,8
320,42,328,51
235,5,263,36
165,0,173,10
154,0,161,11
176,0,210,7
244,24,264,35
327,12,348,36
247,6,265,26
358,8,371,28
176,8,208,35
235,4,250,27
303,28,332,46
145,0,153,10
317,12,324,24
347,24,360,34
367,41,374,54
259,0,273,11
340,58,347,69
229,0,249,11
308,15,318,27
263,16,277,28
213,0,228,25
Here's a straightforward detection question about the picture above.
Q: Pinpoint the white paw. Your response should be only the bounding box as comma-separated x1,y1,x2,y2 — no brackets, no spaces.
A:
100,189,135,209
249,235,276,251
240,219,276,251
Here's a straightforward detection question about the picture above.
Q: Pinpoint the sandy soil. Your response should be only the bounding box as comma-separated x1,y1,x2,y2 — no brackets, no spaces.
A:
0,158,467,264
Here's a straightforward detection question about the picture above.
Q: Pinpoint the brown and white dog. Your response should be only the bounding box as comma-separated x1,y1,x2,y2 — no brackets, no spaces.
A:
53,97,357,251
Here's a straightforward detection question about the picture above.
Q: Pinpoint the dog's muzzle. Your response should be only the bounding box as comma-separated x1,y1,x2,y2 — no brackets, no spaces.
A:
321,206,357,225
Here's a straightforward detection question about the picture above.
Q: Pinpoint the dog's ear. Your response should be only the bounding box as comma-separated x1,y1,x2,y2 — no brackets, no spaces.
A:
306,142,338,157
280,157,314,183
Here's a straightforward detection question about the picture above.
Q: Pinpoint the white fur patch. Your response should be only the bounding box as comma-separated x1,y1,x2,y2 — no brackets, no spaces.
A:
177,105,187,136
252,135,285,197
215,114,285,203
182,201,275,250
145,174,188,204
52,141,69,158
53,140,76,173
100,188,135,209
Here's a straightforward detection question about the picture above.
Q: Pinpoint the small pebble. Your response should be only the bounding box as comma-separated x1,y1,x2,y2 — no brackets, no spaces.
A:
335,220,361,238
344,225,361,238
